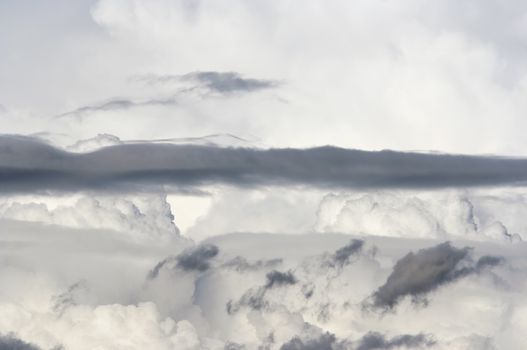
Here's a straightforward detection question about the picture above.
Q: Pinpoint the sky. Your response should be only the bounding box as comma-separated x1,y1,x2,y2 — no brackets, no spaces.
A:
1,1,527,349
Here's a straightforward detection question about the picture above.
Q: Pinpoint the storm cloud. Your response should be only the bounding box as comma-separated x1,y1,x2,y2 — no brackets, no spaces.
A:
370,242,503,310
5,135,527,193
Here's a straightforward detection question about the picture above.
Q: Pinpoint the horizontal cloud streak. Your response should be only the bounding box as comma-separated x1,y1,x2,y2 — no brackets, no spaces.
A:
3,135,527,193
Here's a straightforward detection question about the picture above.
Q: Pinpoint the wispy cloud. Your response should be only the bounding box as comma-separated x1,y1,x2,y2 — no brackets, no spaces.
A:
135,71,280,95
55,97,178,120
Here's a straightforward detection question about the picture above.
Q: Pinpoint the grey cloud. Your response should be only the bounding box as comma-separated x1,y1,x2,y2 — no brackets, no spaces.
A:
6,135,527,193
329,239,364,268
265,270,297,288
0,334,41,350
177,244,219,271
148,244,219,278
224,342,246,350
370,242,503,310
222,256,283,272
136,71,279,94
56,97,178,119
52,280,89,314
356,332,435,350
183,71,279,94
280,333,342,350
227,270,298,314
226,288,267,314
280,332,434,350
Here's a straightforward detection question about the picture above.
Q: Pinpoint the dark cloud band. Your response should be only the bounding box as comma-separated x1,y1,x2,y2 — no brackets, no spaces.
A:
3,135,527,193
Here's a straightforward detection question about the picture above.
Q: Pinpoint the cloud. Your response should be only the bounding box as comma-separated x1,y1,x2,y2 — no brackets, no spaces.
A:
148,243,219,278
355,332,435,350
329,239,364,268
5,135,527,193
222,256,283,272
181,71,280,94
57,70,277,120
55,97,179,120
279,331,435,350
315,191,525,241
370,242,503,310
0,193,180,242
265,270,297,288
280,332,342,350
0,334,41,350
0,222,524,349
136,71,280,95
227,270,298,313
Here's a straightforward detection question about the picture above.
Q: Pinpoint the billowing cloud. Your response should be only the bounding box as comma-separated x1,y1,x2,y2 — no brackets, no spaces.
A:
0,193,179,242
369,242,503,310
315,191,523,242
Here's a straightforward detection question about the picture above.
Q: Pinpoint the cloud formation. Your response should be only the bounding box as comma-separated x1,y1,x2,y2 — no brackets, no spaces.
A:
56,97,179,120
315,191,525,242
355,332,435,350
148,244,219,279
137,71,279,95
370,242,503,310
5,135,527,193
0,334,41,350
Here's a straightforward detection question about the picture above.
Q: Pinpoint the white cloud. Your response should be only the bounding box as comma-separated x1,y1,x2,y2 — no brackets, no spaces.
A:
0,193,180,242
315,190,524,242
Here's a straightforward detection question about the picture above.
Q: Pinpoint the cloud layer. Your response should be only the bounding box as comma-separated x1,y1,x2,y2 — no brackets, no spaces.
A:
5,136,527,193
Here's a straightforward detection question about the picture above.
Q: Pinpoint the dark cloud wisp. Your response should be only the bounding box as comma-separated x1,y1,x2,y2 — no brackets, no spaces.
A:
355,332,436,350
136,71,279,94
370,242,503,310
4,135,527,193
148,244,220,279
56,97,178,119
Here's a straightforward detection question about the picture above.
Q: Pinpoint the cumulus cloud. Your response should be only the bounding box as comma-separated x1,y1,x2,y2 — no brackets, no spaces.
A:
0,193,179,242
1,222,526,349
369,242,503,311
5,1,527,349
315,191,523,241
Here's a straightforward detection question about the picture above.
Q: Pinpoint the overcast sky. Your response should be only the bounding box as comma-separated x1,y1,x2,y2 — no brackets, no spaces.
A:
1,1,527,349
